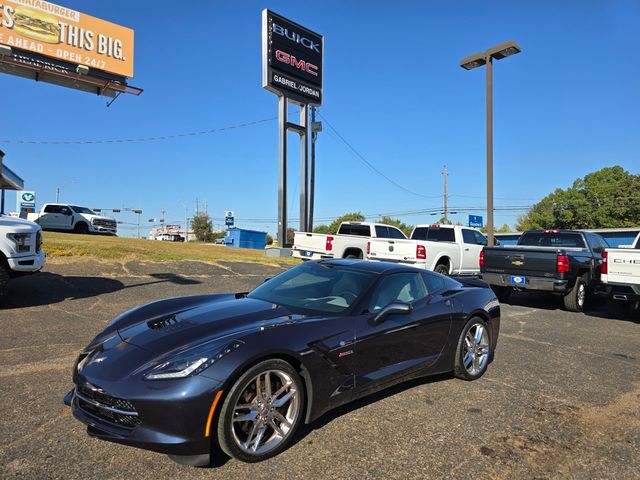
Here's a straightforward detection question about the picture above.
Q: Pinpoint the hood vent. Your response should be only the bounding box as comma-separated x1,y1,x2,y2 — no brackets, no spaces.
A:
147,314,192,332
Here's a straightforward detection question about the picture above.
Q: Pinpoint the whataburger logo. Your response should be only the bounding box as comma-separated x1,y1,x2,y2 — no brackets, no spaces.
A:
21,192,34,202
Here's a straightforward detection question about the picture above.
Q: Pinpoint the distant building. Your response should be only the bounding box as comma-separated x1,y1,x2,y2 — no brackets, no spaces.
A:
224,228,267,249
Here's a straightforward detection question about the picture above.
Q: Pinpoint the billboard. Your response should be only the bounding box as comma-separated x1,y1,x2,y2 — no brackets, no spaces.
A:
262,9,323,105
0,0,134,77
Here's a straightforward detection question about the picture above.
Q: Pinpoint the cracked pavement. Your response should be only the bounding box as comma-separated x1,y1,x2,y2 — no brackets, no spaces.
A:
1,258,638,479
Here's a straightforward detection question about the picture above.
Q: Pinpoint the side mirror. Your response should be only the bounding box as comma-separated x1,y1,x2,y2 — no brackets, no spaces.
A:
373,302,412,324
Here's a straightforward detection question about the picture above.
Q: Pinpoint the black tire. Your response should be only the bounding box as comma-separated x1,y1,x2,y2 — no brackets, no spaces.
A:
454,317,491,381
217,359,305,463
492,286,512,303
0,262,9,303
563,274,588,312
606,298,628,319
74,222,89,234
434,263,449,276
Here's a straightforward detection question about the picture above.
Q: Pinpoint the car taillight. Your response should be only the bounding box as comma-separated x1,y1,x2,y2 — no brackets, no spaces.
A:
326,236,334,251
367,241,370,255
601,251,608,275
479,250,485,268
416,245,426,259
557,254,569,273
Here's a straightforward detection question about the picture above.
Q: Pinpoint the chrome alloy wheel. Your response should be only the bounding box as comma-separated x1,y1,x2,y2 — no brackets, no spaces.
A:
463,323,490,376
230,369,300,454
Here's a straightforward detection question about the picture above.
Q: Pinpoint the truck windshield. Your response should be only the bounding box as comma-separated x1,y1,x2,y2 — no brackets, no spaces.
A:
412,227,455,242
519,232,586,248
70,206,95,215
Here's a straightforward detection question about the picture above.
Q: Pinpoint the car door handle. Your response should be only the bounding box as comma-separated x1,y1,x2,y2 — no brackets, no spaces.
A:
464,248,470,251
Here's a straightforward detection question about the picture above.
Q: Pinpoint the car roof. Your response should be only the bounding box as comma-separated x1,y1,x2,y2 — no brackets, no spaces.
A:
317,258,423,275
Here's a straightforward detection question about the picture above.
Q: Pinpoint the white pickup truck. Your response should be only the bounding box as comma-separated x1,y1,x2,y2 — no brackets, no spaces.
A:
368,224,488,275
0,215,46,302
292,222,407,260
28,203,117,235
600,232,640,318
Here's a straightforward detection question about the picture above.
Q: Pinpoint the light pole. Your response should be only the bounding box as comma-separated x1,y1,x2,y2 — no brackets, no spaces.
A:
460,40,521,246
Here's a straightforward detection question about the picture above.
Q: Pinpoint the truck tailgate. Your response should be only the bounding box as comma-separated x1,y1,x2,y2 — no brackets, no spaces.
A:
482,246,565,277
606,249,640,285
293,232,329,256
369,238,419,262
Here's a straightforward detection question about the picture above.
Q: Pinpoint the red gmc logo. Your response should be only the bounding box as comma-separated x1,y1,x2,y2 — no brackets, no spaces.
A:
275,50,318,76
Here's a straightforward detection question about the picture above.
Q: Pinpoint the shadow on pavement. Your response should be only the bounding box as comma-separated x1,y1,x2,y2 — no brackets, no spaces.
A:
2,272,202,309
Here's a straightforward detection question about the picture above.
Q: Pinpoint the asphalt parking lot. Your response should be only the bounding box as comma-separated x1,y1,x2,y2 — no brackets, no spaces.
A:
1,258,638,480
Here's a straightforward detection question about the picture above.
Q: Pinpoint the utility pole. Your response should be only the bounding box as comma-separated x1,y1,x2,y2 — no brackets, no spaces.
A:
442,165,448,222
309,105,319,232
183,204,189,241
196,197,199,216
160,209,166,225
55,187,60,203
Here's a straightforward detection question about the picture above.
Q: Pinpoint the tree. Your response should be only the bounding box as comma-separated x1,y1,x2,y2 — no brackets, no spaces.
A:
516,166,640,230
438,216,452,225
191,213,213,242
266,234,274,246
378,216,414,238
313,212,366,234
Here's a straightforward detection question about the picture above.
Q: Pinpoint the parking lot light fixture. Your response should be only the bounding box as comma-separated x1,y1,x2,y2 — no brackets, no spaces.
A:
460,40,521,247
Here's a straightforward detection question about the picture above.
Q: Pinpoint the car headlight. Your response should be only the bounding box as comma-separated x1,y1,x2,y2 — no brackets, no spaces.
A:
144,340,242,380
7,233,32,252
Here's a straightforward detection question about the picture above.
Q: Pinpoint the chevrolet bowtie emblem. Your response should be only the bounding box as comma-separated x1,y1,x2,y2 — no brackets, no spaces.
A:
511,260,524,266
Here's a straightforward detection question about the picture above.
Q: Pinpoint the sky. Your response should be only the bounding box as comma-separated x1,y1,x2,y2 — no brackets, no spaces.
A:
1,0,639,237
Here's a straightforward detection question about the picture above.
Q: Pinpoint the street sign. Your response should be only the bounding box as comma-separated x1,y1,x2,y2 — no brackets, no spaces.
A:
224,211,234,227
469,215,483,228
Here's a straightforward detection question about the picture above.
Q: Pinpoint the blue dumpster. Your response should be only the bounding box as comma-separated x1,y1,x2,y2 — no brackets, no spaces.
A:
223,228,267,249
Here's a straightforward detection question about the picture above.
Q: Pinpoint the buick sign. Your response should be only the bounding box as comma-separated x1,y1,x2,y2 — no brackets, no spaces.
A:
262,9,323,105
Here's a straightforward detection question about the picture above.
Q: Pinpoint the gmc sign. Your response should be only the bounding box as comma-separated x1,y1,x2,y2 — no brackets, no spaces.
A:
262,9,323,105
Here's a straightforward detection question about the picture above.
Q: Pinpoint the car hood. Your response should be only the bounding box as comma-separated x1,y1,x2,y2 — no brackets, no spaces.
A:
85,214,116,222
117,296,293,351
0,215,40,231
76,295,296,383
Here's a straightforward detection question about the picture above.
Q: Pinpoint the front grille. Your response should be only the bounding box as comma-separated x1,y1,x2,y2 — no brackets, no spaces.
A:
76,384,141,428
92,219,117,229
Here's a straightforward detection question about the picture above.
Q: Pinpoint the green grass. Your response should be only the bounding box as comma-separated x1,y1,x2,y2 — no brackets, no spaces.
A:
43,232,299,266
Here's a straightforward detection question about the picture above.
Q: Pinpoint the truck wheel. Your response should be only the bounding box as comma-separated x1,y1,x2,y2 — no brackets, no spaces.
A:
434,263,449,276
74,222,89,234
563,274,588,312
606,298,628,319
492,286,511,303
0,262,9,303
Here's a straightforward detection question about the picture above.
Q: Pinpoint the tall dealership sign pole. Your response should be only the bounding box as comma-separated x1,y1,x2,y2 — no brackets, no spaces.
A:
263,9,323,249
460,40,521,247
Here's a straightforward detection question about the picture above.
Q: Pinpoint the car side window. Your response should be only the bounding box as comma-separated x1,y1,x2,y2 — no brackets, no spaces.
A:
387,227,406,239
368,273,427,312
421,272,446,294
438,228,456,242
44,205,60,213
60,207,72,216
375,226,389,238
462,229,476,244
474,231,488,245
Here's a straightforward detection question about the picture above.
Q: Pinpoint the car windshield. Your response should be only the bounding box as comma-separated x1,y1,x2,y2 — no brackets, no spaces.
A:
70,206,95,215
248,262,377,314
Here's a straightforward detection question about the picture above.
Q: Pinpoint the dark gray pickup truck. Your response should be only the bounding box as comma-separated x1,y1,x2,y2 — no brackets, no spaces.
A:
480,230,609,311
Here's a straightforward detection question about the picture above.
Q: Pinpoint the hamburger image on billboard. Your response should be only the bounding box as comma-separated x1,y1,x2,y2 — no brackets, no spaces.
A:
13,6,59,43
0,0,134,77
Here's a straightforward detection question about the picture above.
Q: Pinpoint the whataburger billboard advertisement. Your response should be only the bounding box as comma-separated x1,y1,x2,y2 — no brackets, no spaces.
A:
0,0,134,77
262,9,323,105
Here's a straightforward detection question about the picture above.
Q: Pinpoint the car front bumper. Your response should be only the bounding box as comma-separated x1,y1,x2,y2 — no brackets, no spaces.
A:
65,373,223,456
90,226,117,235
480,272,568,293
7,250,46,273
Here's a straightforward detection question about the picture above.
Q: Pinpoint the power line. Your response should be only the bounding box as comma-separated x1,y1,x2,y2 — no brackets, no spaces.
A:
318,112,442,199
0,117,277,145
